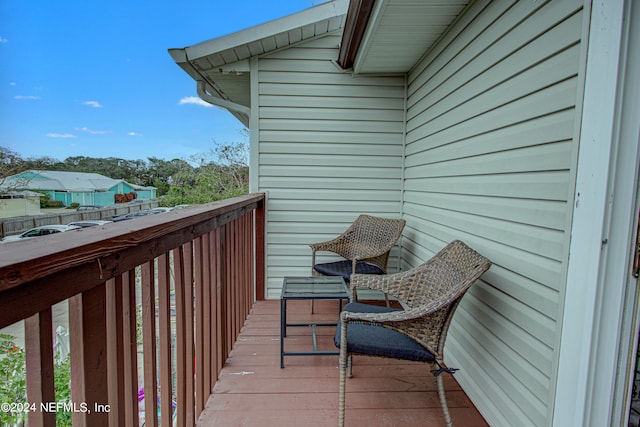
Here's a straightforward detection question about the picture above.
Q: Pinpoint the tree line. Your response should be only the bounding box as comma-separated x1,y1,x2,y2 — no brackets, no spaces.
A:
0,142,249,206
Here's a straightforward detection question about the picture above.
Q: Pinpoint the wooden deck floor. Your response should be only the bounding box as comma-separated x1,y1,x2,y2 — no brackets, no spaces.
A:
197,300,488,427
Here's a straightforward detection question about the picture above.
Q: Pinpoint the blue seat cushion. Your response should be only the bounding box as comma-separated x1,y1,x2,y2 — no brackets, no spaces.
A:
334,302,435,362
314,260,384,281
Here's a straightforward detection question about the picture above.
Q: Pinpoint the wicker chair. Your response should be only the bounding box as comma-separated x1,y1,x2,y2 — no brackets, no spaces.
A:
335,240,491,427
310,215,405,310
311,213,404,279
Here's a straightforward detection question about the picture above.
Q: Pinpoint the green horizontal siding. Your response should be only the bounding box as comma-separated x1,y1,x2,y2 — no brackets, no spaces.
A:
403,1,585,426
257,35,405,299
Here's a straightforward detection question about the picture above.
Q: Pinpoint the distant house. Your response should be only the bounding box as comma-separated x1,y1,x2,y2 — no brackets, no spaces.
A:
169,1,639,426
1,170,156,207
0,190,42,218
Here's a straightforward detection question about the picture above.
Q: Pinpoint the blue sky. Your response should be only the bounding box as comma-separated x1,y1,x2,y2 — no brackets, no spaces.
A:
0,0,325,162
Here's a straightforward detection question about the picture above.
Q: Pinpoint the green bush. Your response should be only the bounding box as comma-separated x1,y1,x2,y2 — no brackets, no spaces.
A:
44,200,64,208
0,334,27,426
38,193,50,208
0,334,72,426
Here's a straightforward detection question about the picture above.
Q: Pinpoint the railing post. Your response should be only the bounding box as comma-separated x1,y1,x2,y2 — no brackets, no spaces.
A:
255,196,266,300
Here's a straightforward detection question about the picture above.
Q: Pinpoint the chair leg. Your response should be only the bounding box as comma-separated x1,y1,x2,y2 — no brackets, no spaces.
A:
435,369,454,427
339,323,349,427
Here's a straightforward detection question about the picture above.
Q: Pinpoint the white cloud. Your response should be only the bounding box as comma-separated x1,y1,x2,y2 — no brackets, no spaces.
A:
81,100,103,108
0,36,8,44
179,96,213,108
47,133,77,139
76,127,111,135
9,82,16,86
14,95,40,100
127,132,143,137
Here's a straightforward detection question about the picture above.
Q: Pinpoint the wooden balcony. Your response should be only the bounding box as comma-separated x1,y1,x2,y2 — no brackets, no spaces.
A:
198,299,487,427
0,193,485,426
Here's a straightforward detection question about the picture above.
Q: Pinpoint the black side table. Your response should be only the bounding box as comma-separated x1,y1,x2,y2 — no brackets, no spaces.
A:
280,276,349,368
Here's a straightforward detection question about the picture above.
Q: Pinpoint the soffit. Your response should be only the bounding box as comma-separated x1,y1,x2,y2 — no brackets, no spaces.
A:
168,0,349,124
352,0,470,74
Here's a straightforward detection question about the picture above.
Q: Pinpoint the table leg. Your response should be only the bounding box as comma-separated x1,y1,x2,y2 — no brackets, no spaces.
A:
280,298,285,368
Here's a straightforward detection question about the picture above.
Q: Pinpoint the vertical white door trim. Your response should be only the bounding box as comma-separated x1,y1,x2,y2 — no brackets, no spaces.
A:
553,0,640,425
608,0,640,424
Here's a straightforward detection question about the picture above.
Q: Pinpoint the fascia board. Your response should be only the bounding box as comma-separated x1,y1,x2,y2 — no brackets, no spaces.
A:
181,0,349,61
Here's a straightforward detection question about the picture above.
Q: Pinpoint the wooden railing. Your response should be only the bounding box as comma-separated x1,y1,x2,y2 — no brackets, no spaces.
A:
0,193,265,427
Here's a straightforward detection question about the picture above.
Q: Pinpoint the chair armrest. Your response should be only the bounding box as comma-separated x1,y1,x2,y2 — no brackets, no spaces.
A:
309,234,352,257
349,269,413,298
340,306,427,324
309,239,339,253
310,239,394,263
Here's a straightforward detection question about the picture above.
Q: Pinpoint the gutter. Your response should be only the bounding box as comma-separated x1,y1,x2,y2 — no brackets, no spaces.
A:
168,48,251,122
196,80,250,117
337,0,376,70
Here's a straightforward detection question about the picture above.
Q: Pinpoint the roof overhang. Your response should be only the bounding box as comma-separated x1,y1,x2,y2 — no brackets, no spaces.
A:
338,0,471,75
169,0,349,126
337,0,376,70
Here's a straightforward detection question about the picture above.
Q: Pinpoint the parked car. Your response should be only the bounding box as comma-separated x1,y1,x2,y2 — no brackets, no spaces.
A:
67,220,113,228
76,205,102,211
149,207,173,214
0,224,81,243
171,204,191,210
112,210,159,222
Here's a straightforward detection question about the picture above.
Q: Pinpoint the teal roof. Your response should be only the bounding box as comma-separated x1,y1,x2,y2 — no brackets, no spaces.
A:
3,170,154,193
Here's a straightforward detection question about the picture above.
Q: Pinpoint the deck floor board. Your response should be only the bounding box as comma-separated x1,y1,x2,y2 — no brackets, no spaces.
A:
197,300,488,427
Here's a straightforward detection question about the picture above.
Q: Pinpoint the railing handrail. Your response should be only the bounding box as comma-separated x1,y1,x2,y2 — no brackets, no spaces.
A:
0,193,265,329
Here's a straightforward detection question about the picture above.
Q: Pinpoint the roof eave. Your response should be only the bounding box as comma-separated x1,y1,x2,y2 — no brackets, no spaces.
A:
337,0,376,70
177,0,349,62
168,0,349,127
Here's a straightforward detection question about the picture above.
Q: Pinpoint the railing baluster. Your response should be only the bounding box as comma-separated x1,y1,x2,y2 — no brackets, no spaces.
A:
232,219,239,343
141,261,158,427
225,224,233,356
249,212,256,308
202,232,212,397
243,214,250,317
106,277,125,427
173,246,186,427
121,270,139,427
214,227,224,376
25,307,55,427
211,229,219,388
183,242,195,427
69,284,109,426
194,236,205,414
218,226,225,365
158,253,172,427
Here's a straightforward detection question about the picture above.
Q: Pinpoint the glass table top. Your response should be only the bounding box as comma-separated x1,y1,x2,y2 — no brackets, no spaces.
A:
281,276,348,299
